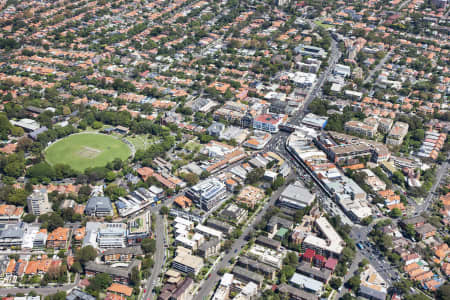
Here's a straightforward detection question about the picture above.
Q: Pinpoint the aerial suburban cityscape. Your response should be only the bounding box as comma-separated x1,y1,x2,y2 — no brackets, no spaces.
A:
0,0,448,300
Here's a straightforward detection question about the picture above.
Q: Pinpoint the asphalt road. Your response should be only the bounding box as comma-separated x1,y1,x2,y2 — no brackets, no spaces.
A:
195,172,296,300
363,49,393,84
0,273,79,296
415,159,448,214
143,213,165,300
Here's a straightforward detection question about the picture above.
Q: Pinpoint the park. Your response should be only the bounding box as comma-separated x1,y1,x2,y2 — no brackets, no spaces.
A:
45,133,132,172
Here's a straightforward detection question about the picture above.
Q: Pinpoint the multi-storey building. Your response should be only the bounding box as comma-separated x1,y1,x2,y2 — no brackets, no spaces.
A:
27,189,52,216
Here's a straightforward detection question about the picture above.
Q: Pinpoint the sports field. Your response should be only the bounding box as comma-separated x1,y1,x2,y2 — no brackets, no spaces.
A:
45,133,131,171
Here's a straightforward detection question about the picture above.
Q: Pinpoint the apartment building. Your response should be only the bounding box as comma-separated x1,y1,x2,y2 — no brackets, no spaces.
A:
186,178,227,211
302,217,345,258
344,120,378,138
172,253,204,275
386,121,409,146
46,227,70,249
27,189,52,216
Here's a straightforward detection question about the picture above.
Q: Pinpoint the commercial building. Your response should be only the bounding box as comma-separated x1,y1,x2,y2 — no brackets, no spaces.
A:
97,223,127,249
386,122,409,146
172,253,204,275
279,181,315,209
334,64,351,77
127,211,152,245
302,113,328,129
359,264,388,300
186,178,227,211
27,189,52,216
243,131,272,150
0,223,26,248
85,196,113,217
253,113,287,133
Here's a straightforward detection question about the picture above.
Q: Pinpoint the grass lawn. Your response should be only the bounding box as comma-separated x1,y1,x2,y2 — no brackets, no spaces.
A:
314,20,333,29
45,133,131,171
124,134,158,151
184,141,202,152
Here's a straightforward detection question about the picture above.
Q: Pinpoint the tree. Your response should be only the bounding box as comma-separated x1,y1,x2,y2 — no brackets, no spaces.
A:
392,171,405,187
10,126,24,137
71,261,82,273
0,113,11,139
44,292,66,300
104,184,126,200
87,273,112,293
75,245,98,264
246,168,265,184
105,171,116,182
130,266,141,286
141,238,156,254
23,214,36,223
329,277,342,290
160,205,169,215
437,284,450,300
180,172,199,186
389,207,402,218
340,293,355,300
39,213,64,232
91,121,103,129
346,275,361,291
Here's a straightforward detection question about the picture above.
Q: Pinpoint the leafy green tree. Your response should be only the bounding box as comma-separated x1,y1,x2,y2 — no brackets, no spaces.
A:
70,261,82,273
246,168,265,184
0,113,11,139
87,273,112,293
23,214,36,223
44,291,66,300
330,277,342,290
437,284,450,300
39,213,64,232
141,238,156,254
389,207,402,218
392,171,405,187
130,266,141,286
346,275,361,291
160,205,169,215
75,245,98,264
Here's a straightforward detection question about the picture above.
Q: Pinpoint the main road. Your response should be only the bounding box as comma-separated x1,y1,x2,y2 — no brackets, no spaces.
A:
194,171,296,300
143,213,165,300
415,159,448,214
